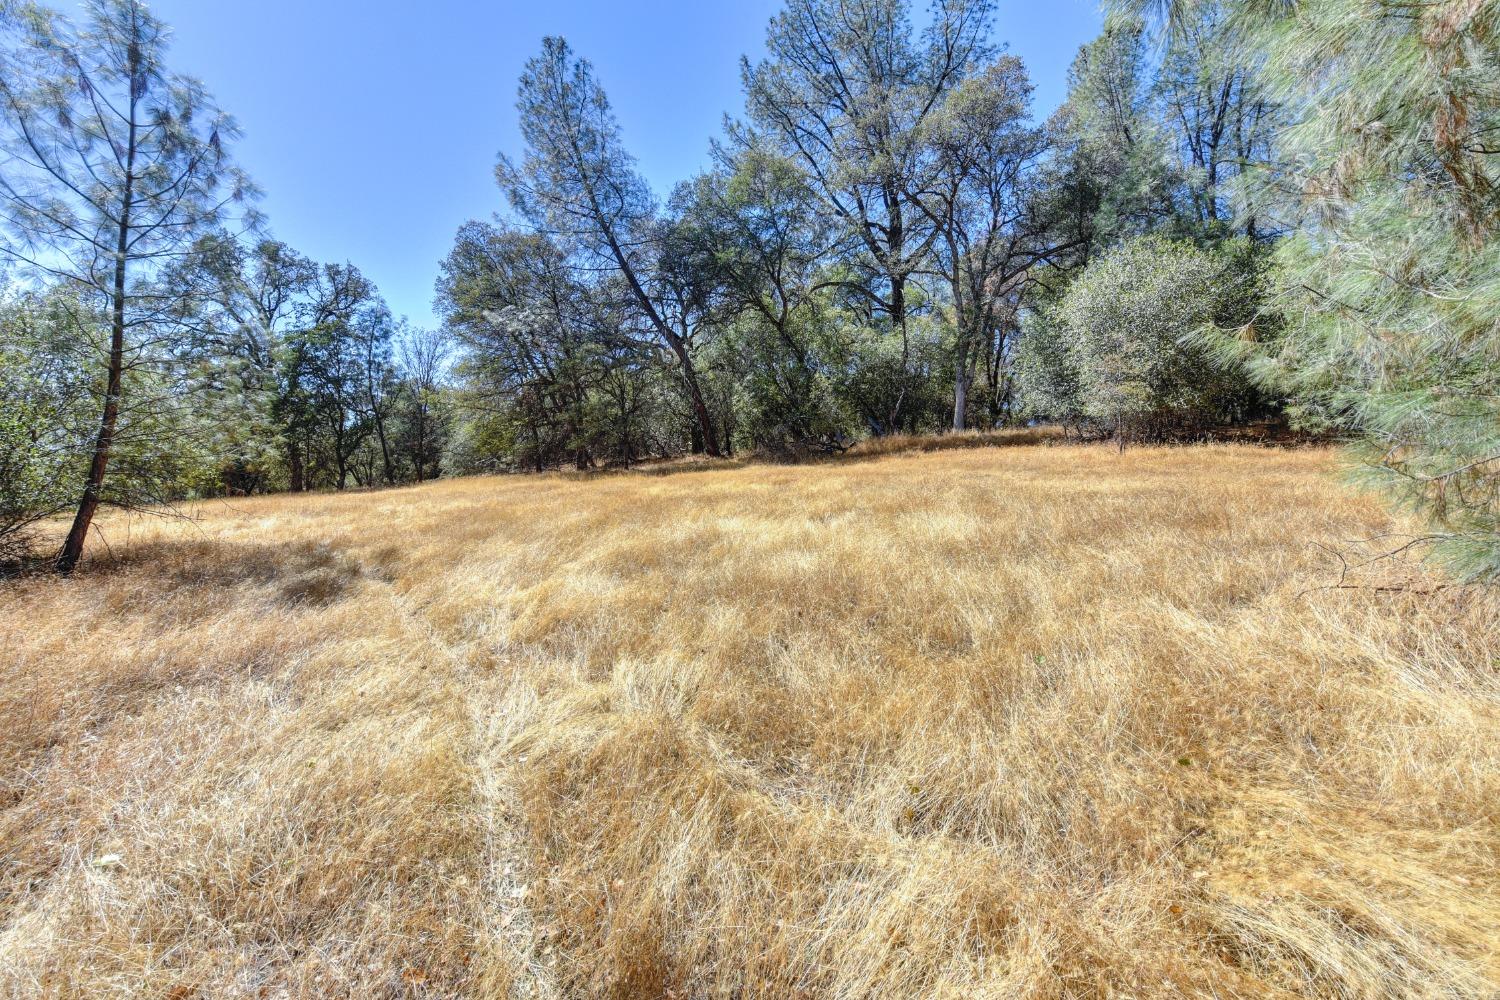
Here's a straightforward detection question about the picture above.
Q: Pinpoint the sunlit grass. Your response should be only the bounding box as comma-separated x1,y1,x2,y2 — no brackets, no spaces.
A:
2,441,1496,997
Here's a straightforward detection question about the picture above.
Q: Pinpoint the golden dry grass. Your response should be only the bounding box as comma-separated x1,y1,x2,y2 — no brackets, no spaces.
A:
1,442,1497,998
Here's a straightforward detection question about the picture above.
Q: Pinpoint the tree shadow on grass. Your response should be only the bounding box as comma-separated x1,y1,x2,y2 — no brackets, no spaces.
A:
86,536,366,609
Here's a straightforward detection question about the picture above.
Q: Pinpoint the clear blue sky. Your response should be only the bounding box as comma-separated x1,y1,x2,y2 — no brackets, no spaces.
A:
146,0,1102,329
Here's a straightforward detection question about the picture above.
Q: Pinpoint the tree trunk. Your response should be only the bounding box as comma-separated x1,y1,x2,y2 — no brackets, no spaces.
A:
56,313,123,573
375,414,394,485
886,278,909,435
369,376,394,485
663,331,720,457
951,292,970,433
288,439,305,492
57,96,137,574
952,358,969,432
414,410,427,483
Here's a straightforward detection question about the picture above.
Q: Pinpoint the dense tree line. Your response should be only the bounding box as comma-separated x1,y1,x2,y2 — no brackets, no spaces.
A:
440,0,1287,473
3,0,1498,580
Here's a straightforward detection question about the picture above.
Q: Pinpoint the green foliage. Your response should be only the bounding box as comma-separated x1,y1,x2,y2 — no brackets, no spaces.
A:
1193,0,1500,580
1052,17,1179,243
0,291,89,560
709,313,853,454
1,0,256,568
1016,235,1258,440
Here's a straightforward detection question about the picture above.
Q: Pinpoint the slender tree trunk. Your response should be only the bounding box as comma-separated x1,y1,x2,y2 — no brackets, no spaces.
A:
414,407,427,483
57,96,137,574
950,274,969,433
288,439,305,492
887,278,909,435
369,375,394,485
304,430,318,488
373,419,393,485
667,340,719,457
681,365,719,457
952,355,969,432
57,298,124,573
334,414,349,489
374,413,394,485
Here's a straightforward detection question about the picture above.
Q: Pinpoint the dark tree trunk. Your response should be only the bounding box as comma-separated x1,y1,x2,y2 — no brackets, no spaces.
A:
374,414,394,485
57,91,137,575
56,311,123,573
413,410,427,483
885,277,910,435
566,127,723,459
369,369,394,485
288,439,306,492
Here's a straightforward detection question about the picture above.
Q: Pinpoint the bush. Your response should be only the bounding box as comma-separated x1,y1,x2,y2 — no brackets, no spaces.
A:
1015,235,1260,442
0,293,92,565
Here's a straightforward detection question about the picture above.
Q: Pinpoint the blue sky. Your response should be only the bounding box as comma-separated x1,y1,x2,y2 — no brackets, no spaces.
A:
146,1,1102,328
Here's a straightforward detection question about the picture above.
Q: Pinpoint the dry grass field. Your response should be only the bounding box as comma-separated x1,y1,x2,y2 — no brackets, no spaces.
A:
1,439,1497,999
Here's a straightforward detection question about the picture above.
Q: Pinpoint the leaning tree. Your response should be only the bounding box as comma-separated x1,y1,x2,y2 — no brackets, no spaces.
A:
498,37,726,456
0,0,253,571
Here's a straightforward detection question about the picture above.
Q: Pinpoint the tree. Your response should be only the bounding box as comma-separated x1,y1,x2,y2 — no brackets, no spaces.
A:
170,234,317,493
437,220,648,471
1048,16,1176,245
498,37,725,456
919,56,1059,429
357,307,399,486
0,0,253,571
671,151,850,452
1127,0,1500,580
293,268,386,490
394,327,451,483
1152,2,1276,235
742,0,995,433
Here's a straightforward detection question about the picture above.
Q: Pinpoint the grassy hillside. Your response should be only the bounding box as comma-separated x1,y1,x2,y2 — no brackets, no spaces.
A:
2,443,1496,998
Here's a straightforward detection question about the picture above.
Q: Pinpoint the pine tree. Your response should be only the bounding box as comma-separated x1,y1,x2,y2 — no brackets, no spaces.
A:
1148,0,1500,580
0,0,253,571
498,38,725,457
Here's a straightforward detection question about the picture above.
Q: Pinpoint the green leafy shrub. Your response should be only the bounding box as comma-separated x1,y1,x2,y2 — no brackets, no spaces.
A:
1016,234,1259,442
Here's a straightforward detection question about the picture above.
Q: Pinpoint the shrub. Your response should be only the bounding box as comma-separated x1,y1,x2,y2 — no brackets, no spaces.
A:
1015,235,1259,442
0,294,91,565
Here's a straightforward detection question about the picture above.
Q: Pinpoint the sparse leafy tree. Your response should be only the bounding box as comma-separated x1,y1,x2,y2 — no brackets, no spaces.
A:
742,0,996,433
170,234,317,493
920,56,1060,429
437,220,649,470
394,327,451,483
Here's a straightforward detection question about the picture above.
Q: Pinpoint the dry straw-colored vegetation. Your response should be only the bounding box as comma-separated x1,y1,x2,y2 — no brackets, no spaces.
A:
2,440,1497,998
